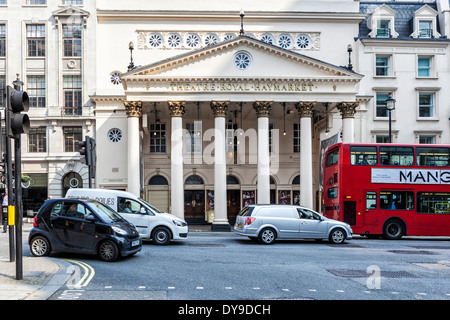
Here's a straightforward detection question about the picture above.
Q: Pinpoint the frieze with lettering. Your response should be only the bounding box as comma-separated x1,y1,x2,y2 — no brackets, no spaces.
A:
168,82,315,92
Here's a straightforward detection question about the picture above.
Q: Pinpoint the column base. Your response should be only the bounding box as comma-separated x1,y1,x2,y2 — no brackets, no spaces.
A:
211,223,231,232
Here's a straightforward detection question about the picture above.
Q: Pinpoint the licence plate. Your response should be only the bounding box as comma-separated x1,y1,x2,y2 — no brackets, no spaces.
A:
132,240,140,247
237,224,242,228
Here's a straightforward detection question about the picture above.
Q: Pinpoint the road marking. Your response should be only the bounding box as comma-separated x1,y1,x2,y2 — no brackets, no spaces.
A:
225,287,232,290
168,286,176,290
308,289,317,292
337,290,345,293
253,287,260,290
61,259,95,288
196,286,204,290
105,286,112,289
138,286,146,289
281,289,289,292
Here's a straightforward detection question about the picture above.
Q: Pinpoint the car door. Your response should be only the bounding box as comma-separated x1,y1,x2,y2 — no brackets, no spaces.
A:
49,201,96,250
260,207,300,239
117,197,152,238
297,208,328,239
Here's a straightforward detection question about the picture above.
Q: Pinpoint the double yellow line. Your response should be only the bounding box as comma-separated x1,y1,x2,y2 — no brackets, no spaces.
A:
62,259,95,288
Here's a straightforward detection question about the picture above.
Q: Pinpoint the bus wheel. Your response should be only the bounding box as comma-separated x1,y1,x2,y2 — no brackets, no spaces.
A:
383,219,404,240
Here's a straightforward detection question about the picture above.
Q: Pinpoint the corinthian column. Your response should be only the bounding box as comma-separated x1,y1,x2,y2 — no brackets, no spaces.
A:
168,101,185,219
124,100,142,196
210,101,230,231
295,101,315,209
337,102,358,143
253,101,272,204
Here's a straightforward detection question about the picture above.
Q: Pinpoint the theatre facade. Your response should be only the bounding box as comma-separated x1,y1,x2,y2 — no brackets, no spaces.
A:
92,1,367,229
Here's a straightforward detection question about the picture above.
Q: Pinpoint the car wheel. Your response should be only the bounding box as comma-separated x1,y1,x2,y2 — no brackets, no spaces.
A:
152,227,171,245
98,240,119,262
383,219,404,240
30,236,51,257
258,228,276,245
329,228,346,244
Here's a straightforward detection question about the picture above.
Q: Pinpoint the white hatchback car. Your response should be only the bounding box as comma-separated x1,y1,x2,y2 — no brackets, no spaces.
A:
234,204,352,244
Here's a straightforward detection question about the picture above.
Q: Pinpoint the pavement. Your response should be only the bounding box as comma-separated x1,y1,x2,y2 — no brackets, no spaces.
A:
0,220,217,300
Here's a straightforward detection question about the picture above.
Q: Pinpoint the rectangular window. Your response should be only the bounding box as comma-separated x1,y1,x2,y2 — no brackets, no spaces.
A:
63,75,82,115
419,93,434,118
63,127,82,152
0,25,5,57
350,146,378,165
375,56,389,76
149,123,166,153
366,192,377,210
63,24,82,57
326,148,339,167
380,146,414,166
26,0,46,4
380,191,414,210
417,192,450,214
418,57,431,77
376,135,390,143
419,135,435,145
0,75,5,109
416,147,450,167
63,0,82,4
377,20,390,37
28,127,47,152
27,25,45,57
327,187,337,199
27,75,46,108
185,122,202,154
419,21,432,38
376,92,390,117
293,123,300,153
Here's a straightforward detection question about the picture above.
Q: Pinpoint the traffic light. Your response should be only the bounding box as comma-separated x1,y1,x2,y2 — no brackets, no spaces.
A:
79,137,92,166
6,85,30,138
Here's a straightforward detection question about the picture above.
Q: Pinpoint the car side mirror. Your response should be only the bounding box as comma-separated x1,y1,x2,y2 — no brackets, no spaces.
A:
86,214,96,222
140,207,147,214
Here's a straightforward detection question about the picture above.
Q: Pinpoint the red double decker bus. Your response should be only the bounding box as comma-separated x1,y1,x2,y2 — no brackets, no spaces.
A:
323,143,450,239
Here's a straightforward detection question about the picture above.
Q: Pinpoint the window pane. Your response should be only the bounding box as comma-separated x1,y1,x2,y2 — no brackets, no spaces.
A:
380,191,414,210
380,147,414,166
350,146,378,165
418,57,431,77
419,93,434,118
376,92,389,117
417,192,450,214
416,147,450,167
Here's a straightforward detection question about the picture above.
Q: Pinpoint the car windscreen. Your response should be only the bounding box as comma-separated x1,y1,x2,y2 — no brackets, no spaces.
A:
89,201,125,223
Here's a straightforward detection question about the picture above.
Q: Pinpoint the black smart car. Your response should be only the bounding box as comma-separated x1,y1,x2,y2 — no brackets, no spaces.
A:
29,199,142,261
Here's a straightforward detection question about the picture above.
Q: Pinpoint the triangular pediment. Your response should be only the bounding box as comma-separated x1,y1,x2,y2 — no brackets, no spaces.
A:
52,5,90,18
121,35,362,83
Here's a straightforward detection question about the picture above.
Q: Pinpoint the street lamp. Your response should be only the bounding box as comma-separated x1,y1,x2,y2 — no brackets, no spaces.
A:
385,96,396,143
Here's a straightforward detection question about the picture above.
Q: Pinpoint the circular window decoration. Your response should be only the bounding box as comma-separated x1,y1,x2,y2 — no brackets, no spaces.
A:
167,33,182,48
148,33,163,47
108,128,123,143
186,33,200,48
223,33,236,41
296,34,311,49
260,34,274,45
278,34,293,49
204,33,219,46
110,72,122,85
233,51,252,70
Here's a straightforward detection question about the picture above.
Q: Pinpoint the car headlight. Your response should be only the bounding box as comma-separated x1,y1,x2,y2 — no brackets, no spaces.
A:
172,219,184,227
112,226,128,236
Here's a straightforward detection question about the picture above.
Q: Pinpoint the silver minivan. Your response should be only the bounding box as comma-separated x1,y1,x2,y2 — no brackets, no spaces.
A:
234,204,352,244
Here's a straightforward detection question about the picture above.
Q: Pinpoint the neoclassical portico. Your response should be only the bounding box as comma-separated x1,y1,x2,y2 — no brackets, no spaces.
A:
119,35,363,227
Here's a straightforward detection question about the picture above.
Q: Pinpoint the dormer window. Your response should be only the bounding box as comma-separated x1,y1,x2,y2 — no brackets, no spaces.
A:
418,21,432,38
367,4,399,39
377,20,390,38
410,5,441,39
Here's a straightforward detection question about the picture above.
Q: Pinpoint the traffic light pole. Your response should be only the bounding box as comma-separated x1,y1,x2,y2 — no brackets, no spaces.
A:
14,131,22,280
5,86,14,263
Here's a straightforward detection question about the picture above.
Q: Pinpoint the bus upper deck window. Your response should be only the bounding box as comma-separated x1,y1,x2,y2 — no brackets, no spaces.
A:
326,148,339,167
380,147,414,166
351,146,378,165
416,147,450,167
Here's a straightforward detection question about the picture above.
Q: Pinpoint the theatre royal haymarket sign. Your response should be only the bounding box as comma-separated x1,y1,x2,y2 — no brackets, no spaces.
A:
168,81,316,92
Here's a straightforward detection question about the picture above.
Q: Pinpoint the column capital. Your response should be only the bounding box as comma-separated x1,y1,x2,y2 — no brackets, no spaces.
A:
253,101,272,117
210,100,229,117
337,101,359,119
295,101,316,118
168,100,186,117
124,100,142,118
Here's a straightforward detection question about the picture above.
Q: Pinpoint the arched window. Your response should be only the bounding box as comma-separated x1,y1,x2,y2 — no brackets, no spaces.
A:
62,172,83,196
149,175,168,185
226,175,240,185
292,175,300,185
185,175,204,185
